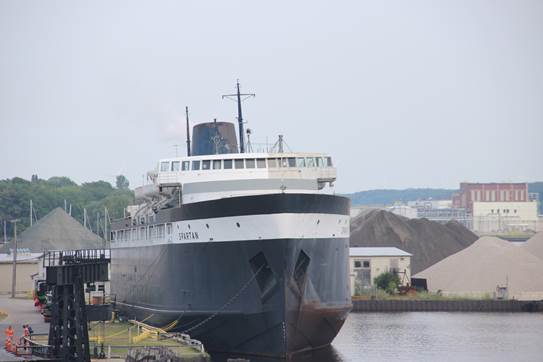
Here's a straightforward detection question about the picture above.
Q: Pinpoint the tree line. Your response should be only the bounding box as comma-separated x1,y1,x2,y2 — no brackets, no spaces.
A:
0,175,134,239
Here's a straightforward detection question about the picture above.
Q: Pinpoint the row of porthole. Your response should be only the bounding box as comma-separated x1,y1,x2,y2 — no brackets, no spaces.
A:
185,222,242,230
187,218,347,229
183,219,346,229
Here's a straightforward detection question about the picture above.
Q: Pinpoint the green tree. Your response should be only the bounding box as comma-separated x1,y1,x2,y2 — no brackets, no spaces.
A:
116,175,130,190
0,176,134,238
374,272,401,294
47,176,77,187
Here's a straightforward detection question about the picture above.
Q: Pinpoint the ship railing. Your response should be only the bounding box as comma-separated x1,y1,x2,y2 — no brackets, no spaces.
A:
43,248,111,267
14,337,54,358
128,319,205,353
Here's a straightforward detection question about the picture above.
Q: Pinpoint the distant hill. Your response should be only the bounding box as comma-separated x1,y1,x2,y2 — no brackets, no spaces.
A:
345,182,543,213
344,188,456,206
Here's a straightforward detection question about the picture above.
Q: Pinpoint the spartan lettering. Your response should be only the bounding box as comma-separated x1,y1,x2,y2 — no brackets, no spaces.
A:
178,231,200,240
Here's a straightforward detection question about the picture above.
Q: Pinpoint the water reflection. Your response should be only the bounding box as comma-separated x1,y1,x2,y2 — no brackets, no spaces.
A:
211,312,543,362
212,345,345,362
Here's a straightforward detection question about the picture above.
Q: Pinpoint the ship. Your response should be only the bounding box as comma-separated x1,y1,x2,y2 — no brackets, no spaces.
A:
110,82,352,358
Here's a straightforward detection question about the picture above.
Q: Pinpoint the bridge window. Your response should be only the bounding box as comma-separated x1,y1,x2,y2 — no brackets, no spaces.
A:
287,157,296,167
202,160,211,170
267,158,279,168
317,157,325,167
326,157,333,167
235,159,245,169
160,161,170,172
306,157,315,167
281,158,288,167
192,160,200,170
257,158,266,168
224,159,233,169
157,224,165,238
296,157,306,167
246,159,256,168
182,161,190,171
171,161,180,171
213,160,222,169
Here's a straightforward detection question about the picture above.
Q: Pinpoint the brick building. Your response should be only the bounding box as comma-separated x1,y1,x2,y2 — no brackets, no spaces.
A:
452,183,529,213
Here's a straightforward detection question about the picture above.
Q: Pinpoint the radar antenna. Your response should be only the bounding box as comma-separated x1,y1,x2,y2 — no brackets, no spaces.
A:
222,80,255,153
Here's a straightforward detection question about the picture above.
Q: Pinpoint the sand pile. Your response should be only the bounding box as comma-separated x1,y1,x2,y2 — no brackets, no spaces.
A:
2,207,103,252
350,209,478,273
525,232,543,259
415,236,543,298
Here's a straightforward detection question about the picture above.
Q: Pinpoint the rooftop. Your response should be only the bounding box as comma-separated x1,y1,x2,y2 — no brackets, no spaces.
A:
0,252,42,263
349,247,412,257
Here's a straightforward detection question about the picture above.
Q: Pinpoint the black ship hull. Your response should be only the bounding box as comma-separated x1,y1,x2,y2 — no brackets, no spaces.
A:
111,194,351,358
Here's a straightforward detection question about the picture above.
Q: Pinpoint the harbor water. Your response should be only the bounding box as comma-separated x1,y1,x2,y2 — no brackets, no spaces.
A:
212,312,543,361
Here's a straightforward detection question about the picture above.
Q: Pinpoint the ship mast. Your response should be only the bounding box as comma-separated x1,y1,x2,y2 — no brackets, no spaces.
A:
185,106,191,156
222,80,255,153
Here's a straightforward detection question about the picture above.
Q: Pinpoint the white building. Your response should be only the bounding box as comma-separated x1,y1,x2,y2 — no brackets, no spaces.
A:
349,247,412,296
0,252,42,294
387,205,417,219
472,201,539,233
408,199,453,210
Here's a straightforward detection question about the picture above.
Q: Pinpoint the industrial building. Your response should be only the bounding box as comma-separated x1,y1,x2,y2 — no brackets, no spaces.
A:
387,205,417,219
349,247,411,296
472,201,539,233
0,252,41,294
452,182,533,212
450,182,540,233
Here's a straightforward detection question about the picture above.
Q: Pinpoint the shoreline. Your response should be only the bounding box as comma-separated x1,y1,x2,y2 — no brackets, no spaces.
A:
351,299,543,313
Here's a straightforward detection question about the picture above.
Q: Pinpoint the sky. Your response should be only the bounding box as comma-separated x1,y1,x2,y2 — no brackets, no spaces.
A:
1,0,542,193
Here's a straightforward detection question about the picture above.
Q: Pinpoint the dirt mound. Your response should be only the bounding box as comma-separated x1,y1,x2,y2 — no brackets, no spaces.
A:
415,236,543,298
525,232,543,259
13,207,102,252
350,209,478,273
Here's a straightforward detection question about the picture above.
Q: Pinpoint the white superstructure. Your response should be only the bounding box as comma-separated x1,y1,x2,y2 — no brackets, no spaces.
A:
115,151,343,249
136,152,336,205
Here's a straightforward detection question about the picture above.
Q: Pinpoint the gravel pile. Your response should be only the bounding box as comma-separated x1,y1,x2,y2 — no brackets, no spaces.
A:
414,236,543,298
525,232,543,259
350,209,478,274
5,207,103,252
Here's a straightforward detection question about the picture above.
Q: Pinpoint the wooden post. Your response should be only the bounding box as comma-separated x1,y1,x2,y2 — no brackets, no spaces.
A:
11,220,18,298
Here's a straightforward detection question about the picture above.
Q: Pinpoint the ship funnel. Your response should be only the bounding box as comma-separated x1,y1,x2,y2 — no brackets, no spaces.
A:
191,121,239,156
